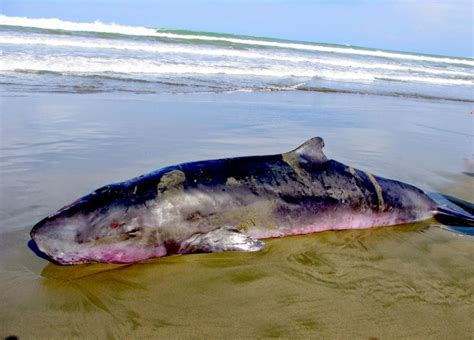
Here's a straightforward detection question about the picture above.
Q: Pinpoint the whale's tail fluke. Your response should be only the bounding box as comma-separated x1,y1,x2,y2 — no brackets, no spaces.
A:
428,193,474,232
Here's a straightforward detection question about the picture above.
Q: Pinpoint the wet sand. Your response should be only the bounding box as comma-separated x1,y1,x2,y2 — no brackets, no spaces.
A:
1,91,473,338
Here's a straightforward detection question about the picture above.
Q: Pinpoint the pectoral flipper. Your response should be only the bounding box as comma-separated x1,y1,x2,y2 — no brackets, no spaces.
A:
179,227,265,254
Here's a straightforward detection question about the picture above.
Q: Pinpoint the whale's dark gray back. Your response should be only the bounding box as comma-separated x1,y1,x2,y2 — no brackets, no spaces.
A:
32,137,466,265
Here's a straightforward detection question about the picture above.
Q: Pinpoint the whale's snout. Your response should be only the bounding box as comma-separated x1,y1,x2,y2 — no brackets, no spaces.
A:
29,194,168,265
30,213,89,264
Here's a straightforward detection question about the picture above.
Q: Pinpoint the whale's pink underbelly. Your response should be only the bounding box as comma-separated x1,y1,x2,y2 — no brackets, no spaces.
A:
249,210,434,239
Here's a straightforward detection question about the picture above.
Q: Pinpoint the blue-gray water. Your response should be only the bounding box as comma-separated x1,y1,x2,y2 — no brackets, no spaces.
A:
0,15,473,339
0,15,473,102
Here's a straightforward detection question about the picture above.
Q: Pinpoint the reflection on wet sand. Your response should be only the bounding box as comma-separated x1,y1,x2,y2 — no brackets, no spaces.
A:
1,91,473,338
438,158,474,202
1,221,466,338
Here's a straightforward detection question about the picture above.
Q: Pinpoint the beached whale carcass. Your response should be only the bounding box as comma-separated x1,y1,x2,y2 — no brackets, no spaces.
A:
30,137,473,264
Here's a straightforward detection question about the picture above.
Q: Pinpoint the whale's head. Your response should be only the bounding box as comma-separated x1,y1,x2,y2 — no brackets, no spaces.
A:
30,185,166,265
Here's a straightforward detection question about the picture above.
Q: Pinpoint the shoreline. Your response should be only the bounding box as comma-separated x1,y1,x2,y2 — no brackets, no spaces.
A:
1,89,473,338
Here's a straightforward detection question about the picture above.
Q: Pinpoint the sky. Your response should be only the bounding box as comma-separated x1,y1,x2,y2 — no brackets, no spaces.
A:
1,0,472,57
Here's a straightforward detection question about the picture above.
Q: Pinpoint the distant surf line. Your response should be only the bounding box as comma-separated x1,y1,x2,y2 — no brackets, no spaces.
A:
2,54,472,86
1,15,473,66
1,35,471,78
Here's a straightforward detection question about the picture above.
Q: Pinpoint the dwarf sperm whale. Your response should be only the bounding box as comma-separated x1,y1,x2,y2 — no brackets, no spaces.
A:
30,137,473,264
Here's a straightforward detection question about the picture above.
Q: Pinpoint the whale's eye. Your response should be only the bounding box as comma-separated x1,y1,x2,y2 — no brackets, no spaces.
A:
110,221,119,229
126,228,141,237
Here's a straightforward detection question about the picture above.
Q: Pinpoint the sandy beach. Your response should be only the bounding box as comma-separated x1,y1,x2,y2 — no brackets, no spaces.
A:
1,90,473,338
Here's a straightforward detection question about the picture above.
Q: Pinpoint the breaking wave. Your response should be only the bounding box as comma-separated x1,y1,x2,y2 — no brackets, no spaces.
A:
0,15,472,100
1,15,473,66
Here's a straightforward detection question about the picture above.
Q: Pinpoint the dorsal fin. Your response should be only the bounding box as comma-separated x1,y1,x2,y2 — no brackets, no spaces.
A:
289,137,327,164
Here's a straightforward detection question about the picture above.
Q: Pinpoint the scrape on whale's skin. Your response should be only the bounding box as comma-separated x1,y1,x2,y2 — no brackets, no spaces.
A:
30,137,465,265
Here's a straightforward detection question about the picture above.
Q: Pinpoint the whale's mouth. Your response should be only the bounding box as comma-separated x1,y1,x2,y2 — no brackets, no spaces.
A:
30,231,86,264
30,228,168,265
28,239,58,263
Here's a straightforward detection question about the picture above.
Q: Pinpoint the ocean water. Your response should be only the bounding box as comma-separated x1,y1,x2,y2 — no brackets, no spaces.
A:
0,15,473,339
0,15,473,101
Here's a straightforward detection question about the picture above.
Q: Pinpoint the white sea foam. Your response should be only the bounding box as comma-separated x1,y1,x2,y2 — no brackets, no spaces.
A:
1,54,472,86
0,54,356,79
1,15,473,66
0,15,158,37
1,34,471,78
1,15,472,98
